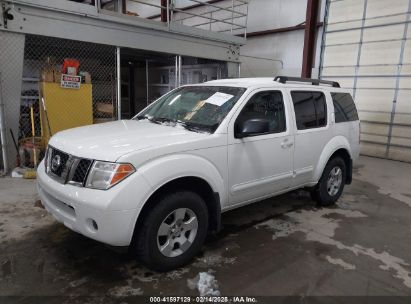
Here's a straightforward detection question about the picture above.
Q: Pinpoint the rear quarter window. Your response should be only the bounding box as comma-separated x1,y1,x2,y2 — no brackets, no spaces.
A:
331,92,359,123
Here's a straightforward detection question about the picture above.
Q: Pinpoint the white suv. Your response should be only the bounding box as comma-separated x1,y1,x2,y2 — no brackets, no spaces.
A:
37,76,360,271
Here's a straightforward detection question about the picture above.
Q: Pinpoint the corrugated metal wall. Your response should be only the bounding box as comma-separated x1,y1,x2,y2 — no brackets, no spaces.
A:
320,0,411,162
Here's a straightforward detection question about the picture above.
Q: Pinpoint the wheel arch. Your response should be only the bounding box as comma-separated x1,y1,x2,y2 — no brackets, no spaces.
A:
131,176,222,245
314,136,353,185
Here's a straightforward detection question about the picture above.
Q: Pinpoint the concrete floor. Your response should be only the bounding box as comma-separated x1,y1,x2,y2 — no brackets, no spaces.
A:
1,156,411,302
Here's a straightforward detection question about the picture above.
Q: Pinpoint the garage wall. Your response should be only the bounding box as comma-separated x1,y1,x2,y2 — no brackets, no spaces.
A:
240,0,312,77
320,0,411,162
239,0,327,78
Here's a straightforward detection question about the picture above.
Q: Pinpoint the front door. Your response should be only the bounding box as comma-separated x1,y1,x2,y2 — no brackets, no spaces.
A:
227,89,294,206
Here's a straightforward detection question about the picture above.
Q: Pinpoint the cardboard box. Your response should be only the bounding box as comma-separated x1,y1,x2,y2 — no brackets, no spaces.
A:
94,118,113,124
96,102,114,115
41,70,54,82
54,71,62,83
83,72,91,84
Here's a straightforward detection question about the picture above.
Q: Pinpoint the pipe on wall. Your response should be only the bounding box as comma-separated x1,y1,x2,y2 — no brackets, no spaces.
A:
116,47,122,120
0,72,9,173
160,0,168,22
236,22,323,38
301,0,320,78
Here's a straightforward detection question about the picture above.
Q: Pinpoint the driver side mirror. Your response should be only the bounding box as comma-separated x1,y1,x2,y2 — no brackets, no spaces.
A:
235,118,270,139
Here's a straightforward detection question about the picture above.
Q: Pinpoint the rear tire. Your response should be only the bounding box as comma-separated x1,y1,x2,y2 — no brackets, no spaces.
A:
311,157,346,206
131,191,208,272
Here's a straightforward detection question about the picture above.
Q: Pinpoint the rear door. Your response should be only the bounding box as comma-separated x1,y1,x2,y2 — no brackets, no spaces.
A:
227,89,294,206
288,89,333,187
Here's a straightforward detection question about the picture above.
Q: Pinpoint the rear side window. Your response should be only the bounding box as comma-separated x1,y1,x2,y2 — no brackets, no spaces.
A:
291,91,327,130
331,92,359,122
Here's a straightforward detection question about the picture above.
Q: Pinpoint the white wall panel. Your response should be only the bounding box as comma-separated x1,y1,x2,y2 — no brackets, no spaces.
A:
399,76,411,88
360,41,402,65
362,24,405,42
365,0,410,19
323,44,359,66
328,0,365,23
358,65,398,76
358,110,391,123
326,29,361,45
361,122,389,135
364,14,408,27
322,66,356,76
394,90,411,124
361,142,387,157
356,89,395,114
403,39,411,64
356,77,397,89
389,146,411,162
321,0,411,162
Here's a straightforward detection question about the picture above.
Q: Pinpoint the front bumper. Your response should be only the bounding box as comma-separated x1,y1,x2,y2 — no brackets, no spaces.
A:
37,161,149,246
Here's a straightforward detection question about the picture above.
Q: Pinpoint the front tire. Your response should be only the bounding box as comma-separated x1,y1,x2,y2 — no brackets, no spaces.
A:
311,157,346,206
132,191,208,272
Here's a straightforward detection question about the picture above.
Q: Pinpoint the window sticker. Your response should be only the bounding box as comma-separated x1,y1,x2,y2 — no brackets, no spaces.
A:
205,92,234,107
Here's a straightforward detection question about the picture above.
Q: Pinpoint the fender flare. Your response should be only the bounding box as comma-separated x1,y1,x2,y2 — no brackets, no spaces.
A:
313,136,352,183
139,153,225,200
127,154,225,239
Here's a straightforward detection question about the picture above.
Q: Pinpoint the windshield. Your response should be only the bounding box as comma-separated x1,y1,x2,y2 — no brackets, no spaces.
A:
135,86,247,133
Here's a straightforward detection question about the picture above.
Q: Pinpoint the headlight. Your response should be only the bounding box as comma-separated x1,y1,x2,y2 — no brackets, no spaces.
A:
85,161,135,190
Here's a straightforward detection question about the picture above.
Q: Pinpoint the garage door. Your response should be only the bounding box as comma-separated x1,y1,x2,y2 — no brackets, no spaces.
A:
319,0,411,162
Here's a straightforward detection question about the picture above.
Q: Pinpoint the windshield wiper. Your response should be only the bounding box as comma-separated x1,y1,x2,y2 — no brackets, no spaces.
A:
138,115,212,133
175,120,213,133
136,115,163,124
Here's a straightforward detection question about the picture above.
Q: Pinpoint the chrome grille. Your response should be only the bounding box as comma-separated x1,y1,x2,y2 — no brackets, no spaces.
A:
46,146,93,186
68,158,93,186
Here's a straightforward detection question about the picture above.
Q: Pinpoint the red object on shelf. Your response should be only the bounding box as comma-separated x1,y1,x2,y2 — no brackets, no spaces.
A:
61,58,80,75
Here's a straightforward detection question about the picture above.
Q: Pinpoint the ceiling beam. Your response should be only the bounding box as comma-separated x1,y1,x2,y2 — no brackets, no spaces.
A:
240,22,323,38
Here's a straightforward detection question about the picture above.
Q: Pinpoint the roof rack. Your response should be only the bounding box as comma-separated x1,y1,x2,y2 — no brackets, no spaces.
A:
274,76,340,88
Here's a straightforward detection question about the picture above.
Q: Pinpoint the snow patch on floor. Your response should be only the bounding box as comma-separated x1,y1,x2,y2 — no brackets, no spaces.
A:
108,285,143,297
193,250,237,268
68,277,89,288
325,256,356,270
187,271,220,296
165,267,191,280
258,208,411,289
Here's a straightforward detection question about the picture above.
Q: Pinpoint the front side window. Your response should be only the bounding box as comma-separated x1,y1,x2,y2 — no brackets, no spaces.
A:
331,92,359,123
235,91,286,136
291,91,327,130
136,86,246,133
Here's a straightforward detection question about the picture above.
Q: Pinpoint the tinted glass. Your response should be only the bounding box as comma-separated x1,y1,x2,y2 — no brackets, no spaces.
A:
236,91,286,135
315,94,327,126
331,92,359,123
291,91,327,130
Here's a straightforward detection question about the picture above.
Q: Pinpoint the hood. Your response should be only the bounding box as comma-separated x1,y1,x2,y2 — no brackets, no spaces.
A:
49,120,208,162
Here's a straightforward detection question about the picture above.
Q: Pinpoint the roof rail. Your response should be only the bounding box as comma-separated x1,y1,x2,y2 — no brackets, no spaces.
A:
274,76,340,88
